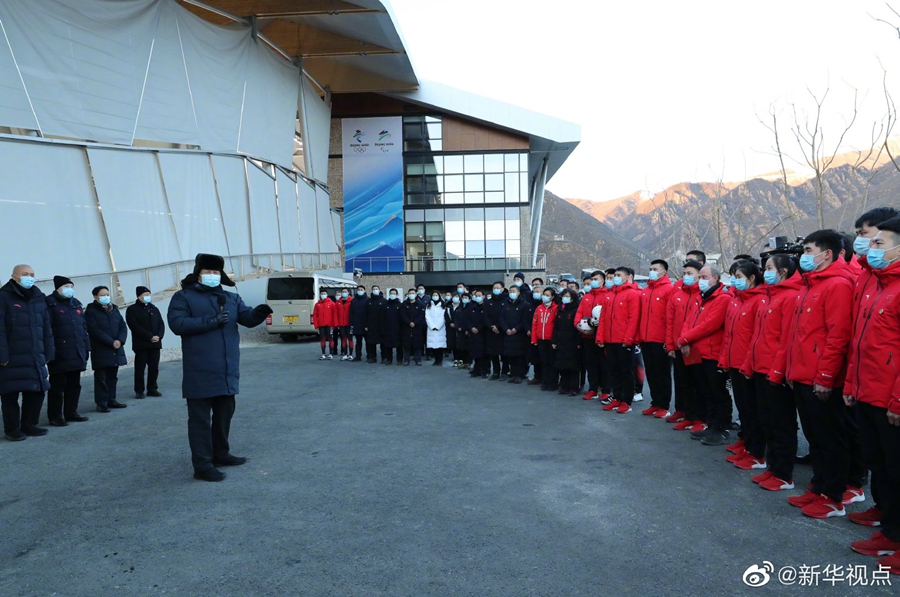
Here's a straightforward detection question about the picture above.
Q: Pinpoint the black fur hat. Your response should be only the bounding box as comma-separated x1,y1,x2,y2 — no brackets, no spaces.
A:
192,253,235,286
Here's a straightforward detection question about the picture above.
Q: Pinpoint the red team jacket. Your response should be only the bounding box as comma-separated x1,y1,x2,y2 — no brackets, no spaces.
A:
574,286,608,338
718,284,767,370
312,297,336,328
638,276,674,344
843,260,900,414
678,284,730,365
596,282,641,346
742,272,803,379
531,301,558,342
334,297,352,327
666,283,701,353
774,260,854,389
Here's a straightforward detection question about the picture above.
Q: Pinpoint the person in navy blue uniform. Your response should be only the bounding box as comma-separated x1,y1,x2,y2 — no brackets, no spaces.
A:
126,286,165,399
400,289,426,365
348,284,369,362
500,285,532,383
85,285,128,413
381,289,403,365
45,275,90,426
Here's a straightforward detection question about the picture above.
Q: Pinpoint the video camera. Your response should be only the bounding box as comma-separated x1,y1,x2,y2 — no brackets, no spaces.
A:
760,236,805,259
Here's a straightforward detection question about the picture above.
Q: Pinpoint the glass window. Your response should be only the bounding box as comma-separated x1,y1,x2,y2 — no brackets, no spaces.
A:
406,176,423,193
445,208,465,221
505,153,519,172
426,122,442,140
406,163,424,175
429,242,446,258
506,219,520,240
485,192,505,203
404,116,426,123
446,241,464,258
446,221,465,241
504,173,519,203
485,173,504,192
484,153,504,173
464,192,484,204
464,154,483,173
267,277,314,300
485,220,504,239
423,177,439,194
423,161,439,177
465,220,485,241
485,207,505,220
425,115,441,123
520,172,529,201
425,222,444,241
405,223,424,240
486,240,505,256
428,140,442,152
444,192,464,205
406,242,425,258
444,175,464,193
464,174,484,192
444,155,463,174
431,156,444,175
406,193,429,205
465,241,486,257
506,239,520,257
406,209,424,222
466,207,484,221
425,209,443,222
505,207,519,220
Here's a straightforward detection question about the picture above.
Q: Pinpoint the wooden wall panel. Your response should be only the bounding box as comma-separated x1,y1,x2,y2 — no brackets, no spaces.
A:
442,115,528,152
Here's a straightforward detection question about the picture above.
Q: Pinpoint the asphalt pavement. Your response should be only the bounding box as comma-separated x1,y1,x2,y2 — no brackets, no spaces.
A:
0,341,893,596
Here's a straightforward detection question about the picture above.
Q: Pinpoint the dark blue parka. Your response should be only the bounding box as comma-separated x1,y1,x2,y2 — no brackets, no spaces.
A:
399,299,426,350
167,277,267,400
499,296,532,357
0,281,54,393
364,294,386,344
467,301,488,359
45,290,89,374
348,293,369,334
85,301,128,369
483,292,507,356
381,298,402,349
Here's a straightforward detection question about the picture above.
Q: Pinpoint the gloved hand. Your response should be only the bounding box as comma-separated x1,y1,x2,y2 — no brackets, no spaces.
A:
255,304,273,315
216,312,229,327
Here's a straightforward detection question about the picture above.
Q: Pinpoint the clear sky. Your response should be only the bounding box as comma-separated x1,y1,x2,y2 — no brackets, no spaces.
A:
389,0,900,201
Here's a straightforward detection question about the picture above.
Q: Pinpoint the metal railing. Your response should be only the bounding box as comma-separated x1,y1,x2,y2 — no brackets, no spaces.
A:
35,252,342,304
345,254,546,274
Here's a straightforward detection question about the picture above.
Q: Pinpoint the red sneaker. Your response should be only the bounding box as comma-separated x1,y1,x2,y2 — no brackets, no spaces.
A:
616,402,632,414
876,551,900,575
842,486,866,505
752,471,773,484
672,419,694,431
665,410,685,423
599,393,611,402
849,506,882,527
801,494,846,519
654,409,671,419
734,455,767,470
725,449,748,463
725,438,745,454
602,399,621,411
759,475,795,491
850,531,900,556
788,490,820,508
689,421,707,433
582,390,597,401
641,406,661,416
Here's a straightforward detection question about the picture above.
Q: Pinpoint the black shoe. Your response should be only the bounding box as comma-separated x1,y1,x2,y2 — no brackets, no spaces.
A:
96,405,110,413
396,360,403,366
367,358,377,364
66,413,89,422
507,376,517,383
22,426,48,436
795,453,811,465
415,361,422,366
432,361,442,366
541,386,556,392
5,429,26,441
403,361,410,366
499,374,508,382
691,428,714,440
512,377,523,384
147,390,162,397
558,388,567,395
701,431,729,446
567,390,577,396
212,454,247,467
48,418,68,427
489,374,500,381
134,392,145,399
527,378,542,386
193,468,226,482
108,401,127,409
481,374,489,379
352,357,362,362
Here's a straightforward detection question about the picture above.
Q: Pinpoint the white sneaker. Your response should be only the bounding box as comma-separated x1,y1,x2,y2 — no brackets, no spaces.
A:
340,355,350,361
319,355,327,360
633,392,644,402
327,355,333,360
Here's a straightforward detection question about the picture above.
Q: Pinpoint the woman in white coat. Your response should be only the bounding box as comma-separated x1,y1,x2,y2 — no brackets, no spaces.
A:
425,292,447,366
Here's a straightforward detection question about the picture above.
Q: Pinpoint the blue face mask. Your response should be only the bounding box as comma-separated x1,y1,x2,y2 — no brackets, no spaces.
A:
541,295,551,304
357,290,365,296
613,276,623,286
561,296,572,304
590,279,600,289
61,287,75,299
508,292,519,301
513,280,523,287
698,279,711,293
17,276,35,289
532,292,541,300
452,296,460,304
763,270,779,285
341,292,349,299
457,287,464,294
408,294,416,301
142,295,152,303
432,295,440,302
200,274,221,287
462,298,470,305
799,253,820,272
649,271,660,281
854,236,871,256
389,295,398,301
372,289,380,296
605,280,614,289
732,278,748,291
683,275,696,286
98,296,111,306
473,296,483,303
417,289,425,296
492,288,502,296
868,246,900,270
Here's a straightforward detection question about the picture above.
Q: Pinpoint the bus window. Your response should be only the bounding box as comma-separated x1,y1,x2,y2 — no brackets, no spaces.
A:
267,277,315,300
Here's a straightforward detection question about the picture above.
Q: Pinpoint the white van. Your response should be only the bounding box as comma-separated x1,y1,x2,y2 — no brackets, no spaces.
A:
265,271,358,340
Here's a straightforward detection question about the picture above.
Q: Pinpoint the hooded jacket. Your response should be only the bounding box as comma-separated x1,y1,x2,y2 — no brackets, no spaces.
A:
364,294,386,344
778,260,854,388
312,297,337,329
348,293,368,333
531,300,558,342
718,284,767,370
45,290,88,374
678,283,729,365
596,282,641,346
638,276,674,344
334,295,352,327
0,281,54,394
741,272,803,379
574,285,607,338
843,259,900,413
853,256,877,321
665,282,701,353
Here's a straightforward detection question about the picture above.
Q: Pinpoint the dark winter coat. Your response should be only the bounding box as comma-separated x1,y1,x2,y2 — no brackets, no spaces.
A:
167,277,267,400
381,298,403,348
45,290,88,374
483,292,507,356
0,281,54,393
364,295,386,344
552,300,582,370
349,294,369,334
85,301,127,369
444,301,459,350
454,303,471,351
125,300,165,352
467,302,488,359
399,299,426,350
499,297,532,357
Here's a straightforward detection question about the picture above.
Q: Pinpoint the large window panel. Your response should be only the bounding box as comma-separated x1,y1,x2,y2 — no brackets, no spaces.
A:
486,240,505,256
297,178,320,253
212,155,252,256
464,154,483,173
506,220,521,240
0,141,110,277
485,174,504,192
444,155,463,174
506,239,521,257
246,163,282,255
446,241,464,258
464,174,484,192
465,241,485,257
505,153,520,172
425,222,444,241
484,154,505,173
444,175,464,193
445,221,465,242
485,220,504,239
276,169,301,254
87,148,180,271
504,173,520,203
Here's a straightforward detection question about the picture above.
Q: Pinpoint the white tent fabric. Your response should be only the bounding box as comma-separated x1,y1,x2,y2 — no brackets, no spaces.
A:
0,24,39,131
240,42,299,167
298,178,320,253
299,75,331,181
0,139,110,276
246,163,282,257
86,147,181,271
211,155,252,257
276,169,301,254
316,187,339,253
158,152,229,260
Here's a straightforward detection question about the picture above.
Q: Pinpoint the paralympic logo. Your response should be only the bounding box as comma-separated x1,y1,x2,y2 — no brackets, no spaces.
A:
378,129,391,140
353,130,365,142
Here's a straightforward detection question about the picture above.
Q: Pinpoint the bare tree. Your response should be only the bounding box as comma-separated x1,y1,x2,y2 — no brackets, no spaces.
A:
757,105,799,237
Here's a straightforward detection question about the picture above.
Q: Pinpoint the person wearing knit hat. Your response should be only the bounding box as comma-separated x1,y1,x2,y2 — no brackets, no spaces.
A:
45,276,90,426
126,286,164,399
167,253,273,482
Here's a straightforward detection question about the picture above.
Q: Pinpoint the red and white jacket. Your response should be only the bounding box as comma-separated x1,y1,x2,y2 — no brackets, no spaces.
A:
665,283,700,353
741,272,802,379
334,297,352,327
312,297,336,328
638,276,674,344
531,301,558,343
574,286,608,338
596,282,641,346
718,284,767,370
678,283,729,365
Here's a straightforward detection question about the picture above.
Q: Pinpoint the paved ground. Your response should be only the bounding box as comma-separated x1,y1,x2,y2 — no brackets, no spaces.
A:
0,340,893,596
